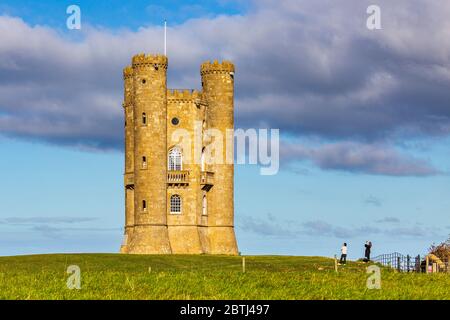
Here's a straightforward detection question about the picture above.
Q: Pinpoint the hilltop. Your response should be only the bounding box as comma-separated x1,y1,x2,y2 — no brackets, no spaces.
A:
0,254,448,299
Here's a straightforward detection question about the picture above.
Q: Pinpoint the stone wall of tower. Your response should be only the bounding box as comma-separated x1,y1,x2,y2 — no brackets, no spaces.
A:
166,90,204,254
201,60,238,255
120,66,135,253
127,54,171,254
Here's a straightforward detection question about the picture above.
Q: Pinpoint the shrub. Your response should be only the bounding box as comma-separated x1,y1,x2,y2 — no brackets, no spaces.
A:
429,235,450,260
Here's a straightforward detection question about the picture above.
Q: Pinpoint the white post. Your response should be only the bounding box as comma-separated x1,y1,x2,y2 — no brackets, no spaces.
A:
242,257,246,273
334,255,338,273
164,20,167,56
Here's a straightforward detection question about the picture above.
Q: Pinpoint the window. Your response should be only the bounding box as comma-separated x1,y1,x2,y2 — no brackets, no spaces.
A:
142,200,147,212
168,147,182,171
201,147,206,171
171,117,179,125
142,112,147,125
142,79,146,84
202,194,207,216
142,156,147,169
170,195,181,214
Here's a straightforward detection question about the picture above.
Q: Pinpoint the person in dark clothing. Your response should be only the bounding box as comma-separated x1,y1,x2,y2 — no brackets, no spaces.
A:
339,243,347,265
364,241,372,262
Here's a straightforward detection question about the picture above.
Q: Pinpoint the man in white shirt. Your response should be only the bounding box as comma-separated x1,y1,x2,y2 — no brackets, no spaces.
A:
339,243,348,265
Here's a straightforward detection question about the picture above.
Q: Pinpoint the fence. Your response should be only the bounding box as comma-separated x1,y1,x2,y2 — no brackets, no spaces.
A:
373,252,449,273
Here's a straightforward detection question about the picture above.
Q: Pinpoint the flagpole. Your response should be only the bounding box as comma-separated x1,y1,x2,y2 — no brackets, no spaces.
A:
164,20,167,56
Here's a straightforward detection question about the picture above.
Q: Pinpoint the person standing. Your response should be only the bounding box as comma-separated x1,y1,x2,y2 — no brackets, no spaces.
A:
364,241,372,262
339,243,348,265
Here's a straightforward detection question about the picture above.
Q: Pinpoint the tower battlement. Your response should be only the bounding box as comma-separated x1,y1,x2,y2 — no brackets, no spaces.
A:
200,60,235,75
167,89,202,102
123,66,133,79
132,53,168,69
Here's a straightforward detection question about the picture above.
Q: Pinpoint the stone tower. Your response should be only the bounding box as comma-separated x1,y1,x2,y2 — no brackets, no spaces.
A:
120,53,238,255
200,61,237,254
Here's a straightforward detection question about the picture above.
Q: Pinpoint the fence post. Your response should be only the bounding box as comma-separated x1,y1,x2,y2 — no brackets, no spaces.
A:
242,257,246,273
397,257,401,272
448,256,450,274
426,256,429,274
334,255,338,273
416,255,420,273
407,255,410,272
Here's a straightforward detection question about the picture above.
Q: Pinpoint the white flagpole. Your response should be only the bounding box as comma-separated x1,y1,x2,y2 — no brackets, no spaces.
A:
164,20,167,56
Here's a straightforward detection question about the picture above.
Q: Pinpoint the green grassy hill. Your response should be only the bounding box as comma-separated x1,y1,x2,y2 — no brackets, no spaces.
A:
0,254,448,300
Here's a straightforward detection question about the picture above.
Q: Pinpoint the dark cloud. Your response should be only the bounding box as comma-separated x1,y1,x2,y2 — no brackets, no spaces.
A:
239,214,441,239
0,217,97,225
375,217,401,224
281,141,439,176
1,0,449,175
30,224,62,239
0,216,119,239
239,214,297,237
302,220,440,239
301,220,382,239
365,196,382,207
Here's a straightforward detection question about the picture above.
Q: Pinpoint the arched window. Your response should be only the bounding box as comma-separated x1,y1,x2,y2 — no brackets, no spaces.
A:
142,112,147,125
168,147,182,171
170,194,181,214
142,156,147,169
142,200,147,212
202,194,207,216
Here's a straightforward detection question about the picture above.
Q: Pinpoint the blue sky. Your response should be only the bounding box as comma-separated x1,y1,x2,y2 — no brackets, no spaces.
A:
0,0,449,259
0,0,247,29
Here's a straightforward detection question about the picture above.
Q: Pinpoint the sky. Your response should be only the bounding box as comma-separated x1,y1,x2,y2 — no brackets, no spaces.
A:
0,0,449,259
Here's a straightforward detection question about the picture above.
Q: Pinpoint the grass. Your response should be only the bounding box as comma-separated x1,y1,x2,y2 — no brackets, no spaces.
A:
0,254,448,300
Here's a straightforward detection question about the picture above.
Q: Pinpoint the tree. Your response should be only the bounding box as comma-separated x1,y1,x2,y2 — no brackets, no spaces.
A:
429,235,450,260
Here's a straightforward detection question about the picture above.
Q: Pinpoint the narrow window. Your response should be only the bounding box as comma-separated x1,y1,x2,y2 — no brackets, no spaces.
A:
168,147,182,171
170,195,181,214
142,200,147,212
201,147,206,171
142,112,147,125
202,194,207,216
142,156,147,169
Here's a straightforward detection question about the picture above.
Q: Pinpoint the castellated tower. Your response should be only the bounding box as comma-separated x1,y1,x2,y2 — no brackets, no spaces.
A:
120,53,238,255
200,61,238,254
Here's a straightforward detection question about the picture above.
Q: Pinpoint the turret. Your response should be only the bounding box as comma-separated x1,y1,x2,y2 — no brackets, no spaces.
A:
200,60,238,255
127,54,171,254
120,66,135,253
